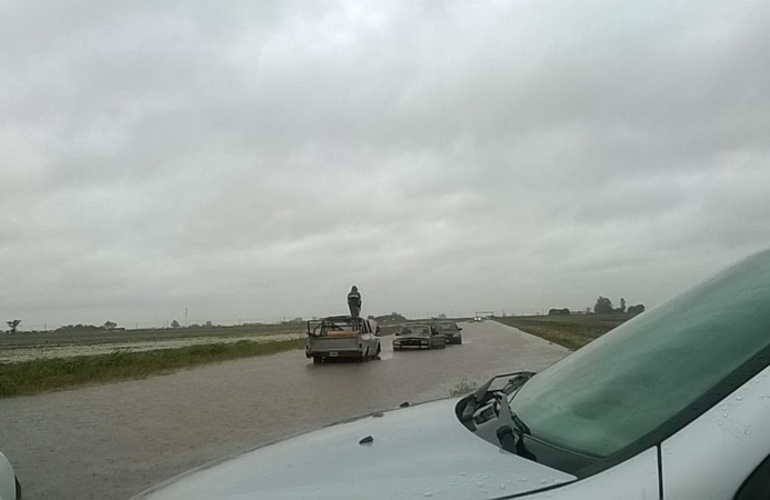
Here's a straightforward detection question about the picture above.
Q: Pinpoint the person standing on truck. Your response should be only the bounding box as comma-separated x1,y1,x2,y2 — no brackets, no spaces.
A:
347,285,362,318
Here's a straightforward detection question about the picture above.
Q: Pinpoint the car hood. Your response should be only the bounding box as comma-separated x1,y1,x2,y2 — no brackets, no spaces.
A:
136,398,575,500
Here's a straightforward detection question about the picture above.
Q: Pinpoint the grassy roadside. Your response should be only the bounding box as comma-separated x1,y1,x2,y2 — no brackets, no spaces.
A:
0,338,304,398
495,314,635,350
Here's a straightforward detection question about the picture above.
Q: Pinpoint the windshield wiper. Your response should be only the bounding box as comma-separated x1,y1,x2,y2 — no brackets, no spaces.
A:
460,371,535,422
495,377,536,459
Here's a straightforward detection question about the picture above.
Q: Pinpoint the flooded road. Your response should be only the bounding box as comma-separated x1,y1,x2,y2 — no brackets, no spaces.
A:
0,320,569,500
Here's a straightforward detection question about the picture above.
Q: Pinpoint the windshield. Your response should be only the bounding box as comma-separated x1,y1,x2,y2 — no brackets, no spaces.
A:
400,326,431,336
513,250,770,458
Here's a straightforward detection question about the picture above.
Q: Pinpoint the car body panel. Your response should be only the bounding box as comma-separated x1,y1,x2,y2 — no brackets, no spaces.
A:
135,398,576,500
0,451,16,500
661,363,770,499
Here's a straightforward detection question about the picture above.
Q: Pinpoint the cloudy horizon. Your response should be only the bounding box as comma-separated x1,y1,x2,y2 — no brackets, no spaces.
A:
2,0,769,329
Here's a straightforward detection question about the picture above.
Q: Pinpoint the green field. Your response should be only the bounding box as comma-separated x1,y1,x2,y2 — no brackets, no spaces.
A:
0,338,304,398
495,314,636,350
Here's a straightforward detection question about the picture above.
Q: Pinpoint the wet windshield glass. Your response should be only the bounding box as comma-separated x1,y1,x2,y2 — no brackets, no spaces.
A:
513,250,770,458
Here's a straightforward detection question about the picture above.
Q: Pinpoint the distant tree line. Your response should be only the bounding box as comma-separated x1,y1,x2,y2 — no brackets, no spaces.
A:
593,296,645,315
545,297,646,317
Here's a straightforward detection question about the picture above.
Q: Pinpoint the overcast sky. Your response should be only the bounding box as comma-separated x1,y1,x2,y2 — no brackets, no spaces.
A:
2,0,769,328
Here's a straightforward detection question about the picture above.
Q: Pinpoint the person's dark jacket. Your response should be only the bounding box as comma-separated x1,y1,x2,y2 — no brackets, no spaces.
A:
347,289,362,308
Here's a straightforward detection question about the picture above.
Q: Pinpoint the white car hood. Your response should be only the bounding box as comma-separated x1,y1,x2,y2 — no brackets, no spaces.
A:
138,398,575,500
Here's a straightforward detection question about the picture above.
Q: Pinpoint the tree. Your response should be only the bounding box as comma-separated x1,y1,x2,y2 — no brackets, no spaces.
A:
103,321,117,330
170,320,180,328
628,304,646,315
6,319,21,334
618,298,626,314
594,297,614,315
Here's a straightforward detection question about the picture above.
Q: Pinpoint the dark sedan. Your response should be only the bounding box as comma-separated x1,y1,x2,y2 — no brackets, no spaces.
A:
433,321,463,344
393,324,447,350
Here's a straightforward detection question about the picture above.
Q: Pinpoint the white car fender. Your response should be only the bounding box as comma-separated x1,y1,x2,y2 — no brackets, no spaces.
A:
0,451,16,500
661,363,770,499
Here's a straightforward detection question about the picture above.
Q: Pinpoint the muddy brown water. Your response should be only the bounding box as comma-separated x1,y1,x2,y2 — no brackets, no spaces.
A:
0,321,569,500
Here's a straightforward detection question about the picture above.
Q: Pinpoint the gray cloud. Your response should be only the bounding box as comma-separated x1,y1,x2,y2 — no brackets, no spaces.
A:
1,0,769,328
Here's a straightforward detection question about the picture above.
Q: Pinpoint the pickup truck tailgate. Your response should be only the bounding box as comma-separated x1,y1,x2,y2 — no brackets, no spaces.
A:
308,336,359,352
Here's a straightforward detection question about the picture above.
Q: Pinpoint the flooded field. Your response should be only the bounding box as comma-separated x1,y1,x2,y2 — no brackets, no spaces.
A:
0,324,304,363
0,334,303,363
0,321,568,500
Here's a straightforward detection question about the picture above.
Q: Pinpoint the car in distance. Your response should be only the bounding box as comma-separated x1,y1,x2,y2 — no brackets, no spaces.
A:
392,323,446,350
305,316,381,364
137,249,770,500
0,450,20,500
433,321,463,344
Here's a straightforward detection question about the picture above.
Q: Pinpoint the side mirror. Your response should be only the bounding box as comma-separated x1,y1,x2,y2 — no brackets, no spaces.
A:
458,327,463,331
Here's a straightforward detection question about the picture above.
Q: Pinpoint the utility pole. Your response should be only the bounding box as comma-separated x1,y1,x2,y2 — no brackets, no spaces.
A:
185,307,188,327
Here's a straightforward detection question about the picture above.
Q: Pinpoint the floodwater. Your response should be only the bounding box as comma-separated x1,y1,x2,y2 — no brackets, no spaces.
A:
0,321,569,500
0,334,304,363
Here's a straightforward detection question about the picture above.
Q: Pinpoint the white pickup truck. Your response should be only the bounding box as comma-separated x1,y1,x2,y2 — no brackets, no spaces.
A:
305,316,381,364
